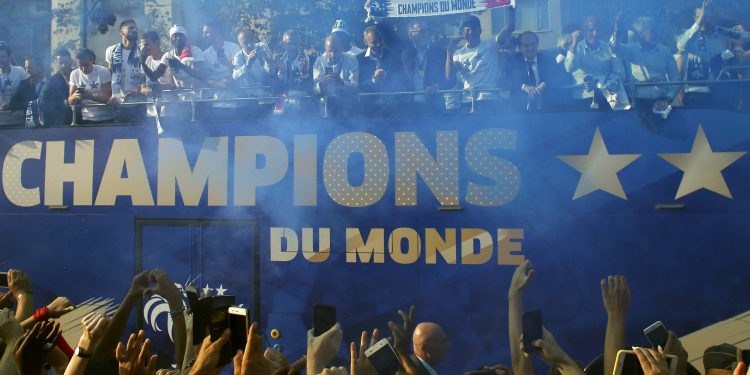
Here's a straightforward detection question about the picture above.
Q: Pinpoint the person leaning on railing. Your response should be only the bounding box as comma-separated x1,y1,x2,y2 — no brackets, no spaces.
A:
67,48,114,124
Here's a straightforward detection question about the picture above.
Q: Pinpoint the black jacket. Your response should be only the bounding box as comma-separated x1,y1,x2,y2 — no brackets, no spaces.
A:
356,48,405,93
38,72,72,126
507,51,572,111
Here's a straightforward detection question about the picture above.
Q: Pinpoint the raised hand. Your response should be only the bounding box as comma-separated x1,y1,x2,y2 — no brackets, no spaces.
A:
234,322,272,375
14,321,61,375
601,275,630,318
78,313,110,354
128,271,151,299
350,330,379,375
144,269,181,302
320,367,349,375
388,306,414,354
307,323,344,375
509,260,534,297
663,331,688,375
115,330,158,375
263,346,289,374
0,308,22,341
189,329,230,375
8,269,32,298
633,347,670,375
48,296,75,318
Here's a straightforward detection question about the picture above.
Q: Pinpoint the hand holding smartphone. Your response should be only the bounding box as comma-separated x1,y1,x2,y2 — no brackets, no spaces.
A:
365,338,402,375
614,349,678,375
522,310,543,353
228,307,249,354
313,304,336,337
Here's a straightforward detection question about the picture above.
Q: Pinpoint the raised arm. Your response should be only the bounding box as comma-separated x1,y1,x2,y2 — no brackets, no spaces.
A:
496,6,516,49
0,309,24,374
565,31,582,73
94,271,149,359
8,269,34,322
143,269,187,369
525,327,584,375
601,275,630,375
64,313,111,375
508,260,534,375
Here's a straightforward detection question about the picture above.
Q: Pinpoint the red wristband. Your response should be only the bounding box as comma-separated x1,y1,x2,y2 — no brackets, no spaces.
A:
33,306,49,322
55,334,74,358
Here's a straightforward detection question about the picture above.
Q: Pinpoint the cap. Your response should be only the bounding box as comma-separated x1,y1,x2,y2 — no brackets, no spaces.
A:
331,20,349,35
703,343,738,371
169,25,188,38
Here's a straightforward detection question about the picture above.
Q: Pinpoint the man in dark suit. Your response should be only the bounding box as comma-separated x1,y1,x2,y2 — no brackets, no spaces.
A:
509,31,571,111
401,19,450,112
38,49,74,126
357,26,405,113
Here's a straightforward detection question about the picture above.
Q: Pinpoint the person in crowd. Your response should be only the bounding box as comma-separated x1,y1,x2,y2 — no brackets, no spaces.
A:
332,20,365,57
412,322,450,374
232,27,275,114
313,35,359,116
676,0,733,108
139,31,174,91
357,26,404,112
611,15,680,124
401,19,450,112
68,48,114,123
565,17,630,110
508,31,569,111
20,56,46,101
143,25,207,91
446,15,504,112
105,19,145,101
0,43,29,126
273,29,315,112
38,48,74,126
203,19,241,85
704,344,740,375
139,31,179,123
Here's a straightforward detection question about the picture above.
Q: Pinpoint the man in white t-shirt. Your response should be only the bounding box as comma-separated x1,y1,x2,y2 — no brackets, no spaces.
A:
202,20,241,83
143,25,207,90
446,15,502,111
68,48,113,122
0,43,30,126
105,19,145,99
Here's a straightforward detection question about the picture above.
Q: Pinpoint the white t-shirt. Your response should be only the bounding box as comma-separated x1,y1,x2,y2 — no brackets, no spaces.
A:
160,46,205,88
69,65,114,121
0,65,29,105
453,40,501,101
204,41,241,79
145,55,174,86
105,44,145,98
0,65,28,126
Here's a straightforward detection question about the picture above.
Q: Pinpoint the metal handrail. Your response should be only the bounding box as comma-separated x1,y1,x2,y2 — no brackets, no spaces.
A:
58,77,750,126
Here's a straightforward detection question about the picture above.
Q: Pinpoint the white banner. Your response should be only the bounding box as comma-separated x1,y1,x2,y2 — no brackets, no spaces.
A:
368,0,514,18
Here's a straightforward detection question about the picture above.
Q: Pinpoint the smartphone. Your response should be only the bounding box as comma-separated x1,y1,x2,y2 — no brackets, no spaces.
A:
207,295,235,367
324,66,334,76
742,350,750,365
522,310,543,353
228,307,249,353
365,338,402,375
313,304,336,337
614,349,678,375
0,272,7,288
184,285,199,313
643,321,669,348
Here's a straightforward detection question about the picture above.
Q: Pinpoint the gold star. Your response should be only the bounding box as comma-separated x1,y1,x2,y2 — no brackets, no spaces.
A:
558,128,640,200
659,125,746,199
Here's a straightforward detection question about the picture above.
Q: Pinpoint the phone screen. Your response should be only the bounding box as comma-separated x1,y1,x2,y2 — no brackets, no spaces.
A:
229,309,249,353
742,350,750,365
522,310,542,353
324,66,334,76
0,272,7,288
313,304,336,337
366,340,401,375
644,322,669,348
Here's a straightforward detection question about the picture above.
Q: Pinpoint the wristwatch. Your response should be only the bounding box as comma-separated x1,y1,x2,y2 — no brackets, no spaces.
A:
74,346,92,358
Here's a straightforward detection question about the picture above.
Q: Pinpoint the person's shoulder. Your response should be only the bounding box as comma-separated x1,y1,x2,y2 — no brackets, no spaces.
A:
94,65,112,78
10,65,26,76
225,41,241,51
190,45,205,54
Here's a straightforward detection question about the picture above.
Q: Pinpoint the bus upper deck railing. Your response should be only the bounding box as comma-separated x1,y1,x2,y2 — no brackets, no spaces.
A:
53,75,750,127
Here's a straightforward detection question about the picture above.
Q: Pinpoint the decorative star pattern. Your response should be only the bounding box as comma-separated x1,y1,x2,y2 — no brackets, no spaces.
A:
558,128,641,200
659,125,746,199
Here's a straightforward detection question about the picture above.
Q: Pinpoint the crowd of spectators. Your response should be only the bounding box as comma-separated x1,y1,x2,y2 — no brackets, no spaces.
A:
0,1,749,127
0,262,748,375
